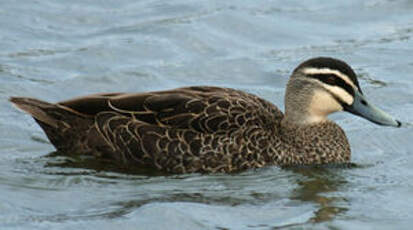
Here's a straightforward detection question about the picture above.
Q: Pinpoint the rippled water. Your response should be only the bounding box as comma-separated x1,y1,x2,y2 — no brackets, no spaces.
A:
1,0,413,229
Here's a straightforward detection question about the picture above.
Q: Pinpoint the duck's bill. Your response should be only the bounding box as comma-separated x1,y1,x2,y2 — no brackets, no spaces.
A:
344,90,401,127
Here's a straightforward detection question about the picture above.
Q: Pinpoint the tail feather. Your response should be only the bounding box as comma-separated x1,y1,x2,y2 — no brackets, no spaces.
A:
10,96,98,154
9,97,59,128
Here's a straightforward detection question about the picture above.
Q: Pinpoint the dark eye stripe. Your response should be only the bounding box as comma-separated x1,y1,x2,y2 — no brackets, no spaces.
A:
307,74,355,96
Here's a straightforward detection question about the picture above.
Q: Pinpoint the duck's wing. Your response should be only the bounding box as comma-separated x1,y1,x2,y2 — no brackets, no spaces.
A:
57,87,285,172
59,86,284,134
67,86,284,173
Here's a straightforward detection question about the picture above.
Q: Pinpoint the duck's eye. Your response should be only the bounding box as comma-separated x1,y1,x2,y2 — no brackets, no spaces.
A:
326,76,335,84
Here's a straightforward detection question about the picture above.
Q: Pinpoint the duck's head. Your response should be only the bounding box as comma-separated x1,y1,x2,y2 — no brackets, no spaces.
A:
284,57,401,127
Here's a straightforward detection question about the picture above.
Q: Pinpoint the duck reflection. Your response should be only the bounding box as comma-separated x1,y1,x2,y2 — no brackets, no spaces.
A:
287,164,356,223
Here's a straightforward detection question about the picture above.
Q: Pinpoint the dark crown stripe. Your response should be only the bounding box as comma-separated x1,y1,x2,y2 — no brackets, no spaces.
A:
294,57,363,94
307,73,355,97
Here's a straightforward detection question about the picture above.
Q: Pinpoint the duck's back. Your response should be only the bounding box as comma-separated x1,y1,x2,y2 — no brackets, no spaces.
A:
11,86,285,173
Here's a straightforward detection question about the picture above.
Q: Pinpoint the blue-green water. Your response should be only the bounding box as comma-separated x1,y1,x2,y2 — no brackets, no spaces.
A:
1,1,413,229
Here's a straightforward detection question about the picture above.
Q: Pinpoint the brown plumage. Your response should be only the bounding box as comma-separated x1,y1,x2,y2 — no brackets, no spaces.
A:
9,57,400,174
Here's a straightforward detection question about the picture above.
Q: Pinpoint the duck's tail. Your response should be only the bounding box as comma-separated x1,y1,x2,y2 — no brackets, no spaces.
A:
9,97,94,153
10,97,59,128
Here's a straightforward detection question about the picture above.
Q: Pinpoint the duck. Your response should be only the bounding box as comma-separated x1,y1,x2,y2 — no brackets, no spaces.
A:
10,57,401,174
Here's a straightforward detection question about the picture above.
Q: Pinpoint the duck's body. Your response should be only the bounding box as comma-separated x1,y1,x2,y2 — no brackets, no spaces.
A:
10,57,400,173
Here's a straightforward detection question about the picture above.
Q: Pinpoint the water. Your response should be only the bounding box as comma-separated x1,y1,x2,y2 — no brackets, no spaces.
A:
1,0,413,229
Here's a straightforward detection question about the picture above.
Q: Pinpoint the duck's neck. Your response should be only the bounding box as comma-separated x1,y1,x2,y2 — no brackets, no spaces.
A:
283,111,327,125
276,118,351,165
284,77,344,125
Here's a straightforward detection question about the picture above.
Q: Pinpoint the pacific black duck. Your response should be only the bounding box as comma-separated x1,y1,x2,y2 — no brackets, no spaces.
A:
10,57,401,173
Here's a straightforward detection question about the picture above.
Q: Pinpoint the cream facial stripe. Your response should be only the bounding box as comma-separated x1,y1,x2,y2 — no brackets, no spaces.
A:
302,67,356,105
319,84,354,105
302,68,357,89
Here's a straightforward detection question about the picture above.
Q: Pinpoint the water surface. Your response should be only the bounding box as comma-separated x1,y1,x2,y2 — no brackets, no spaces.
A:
1,0,413,229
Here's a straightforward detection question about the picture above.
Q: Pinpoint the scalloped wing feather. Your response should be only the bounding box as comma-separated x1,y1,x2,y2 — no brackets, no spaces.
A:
13,87,284,173
104,87,283,133
58,86,283,134
94,111,279,173
87,87,284,173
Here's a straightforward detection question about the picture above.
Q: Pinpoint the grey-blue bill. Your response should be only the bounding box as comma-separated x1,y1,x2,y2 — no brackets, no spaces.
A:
344,90,401,127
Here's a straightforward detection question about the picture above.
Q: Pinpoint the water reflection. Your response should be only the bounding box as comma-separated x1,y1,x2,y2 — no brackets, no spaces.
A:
45,151,354,225
287,164,356,224
44,151,277,208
